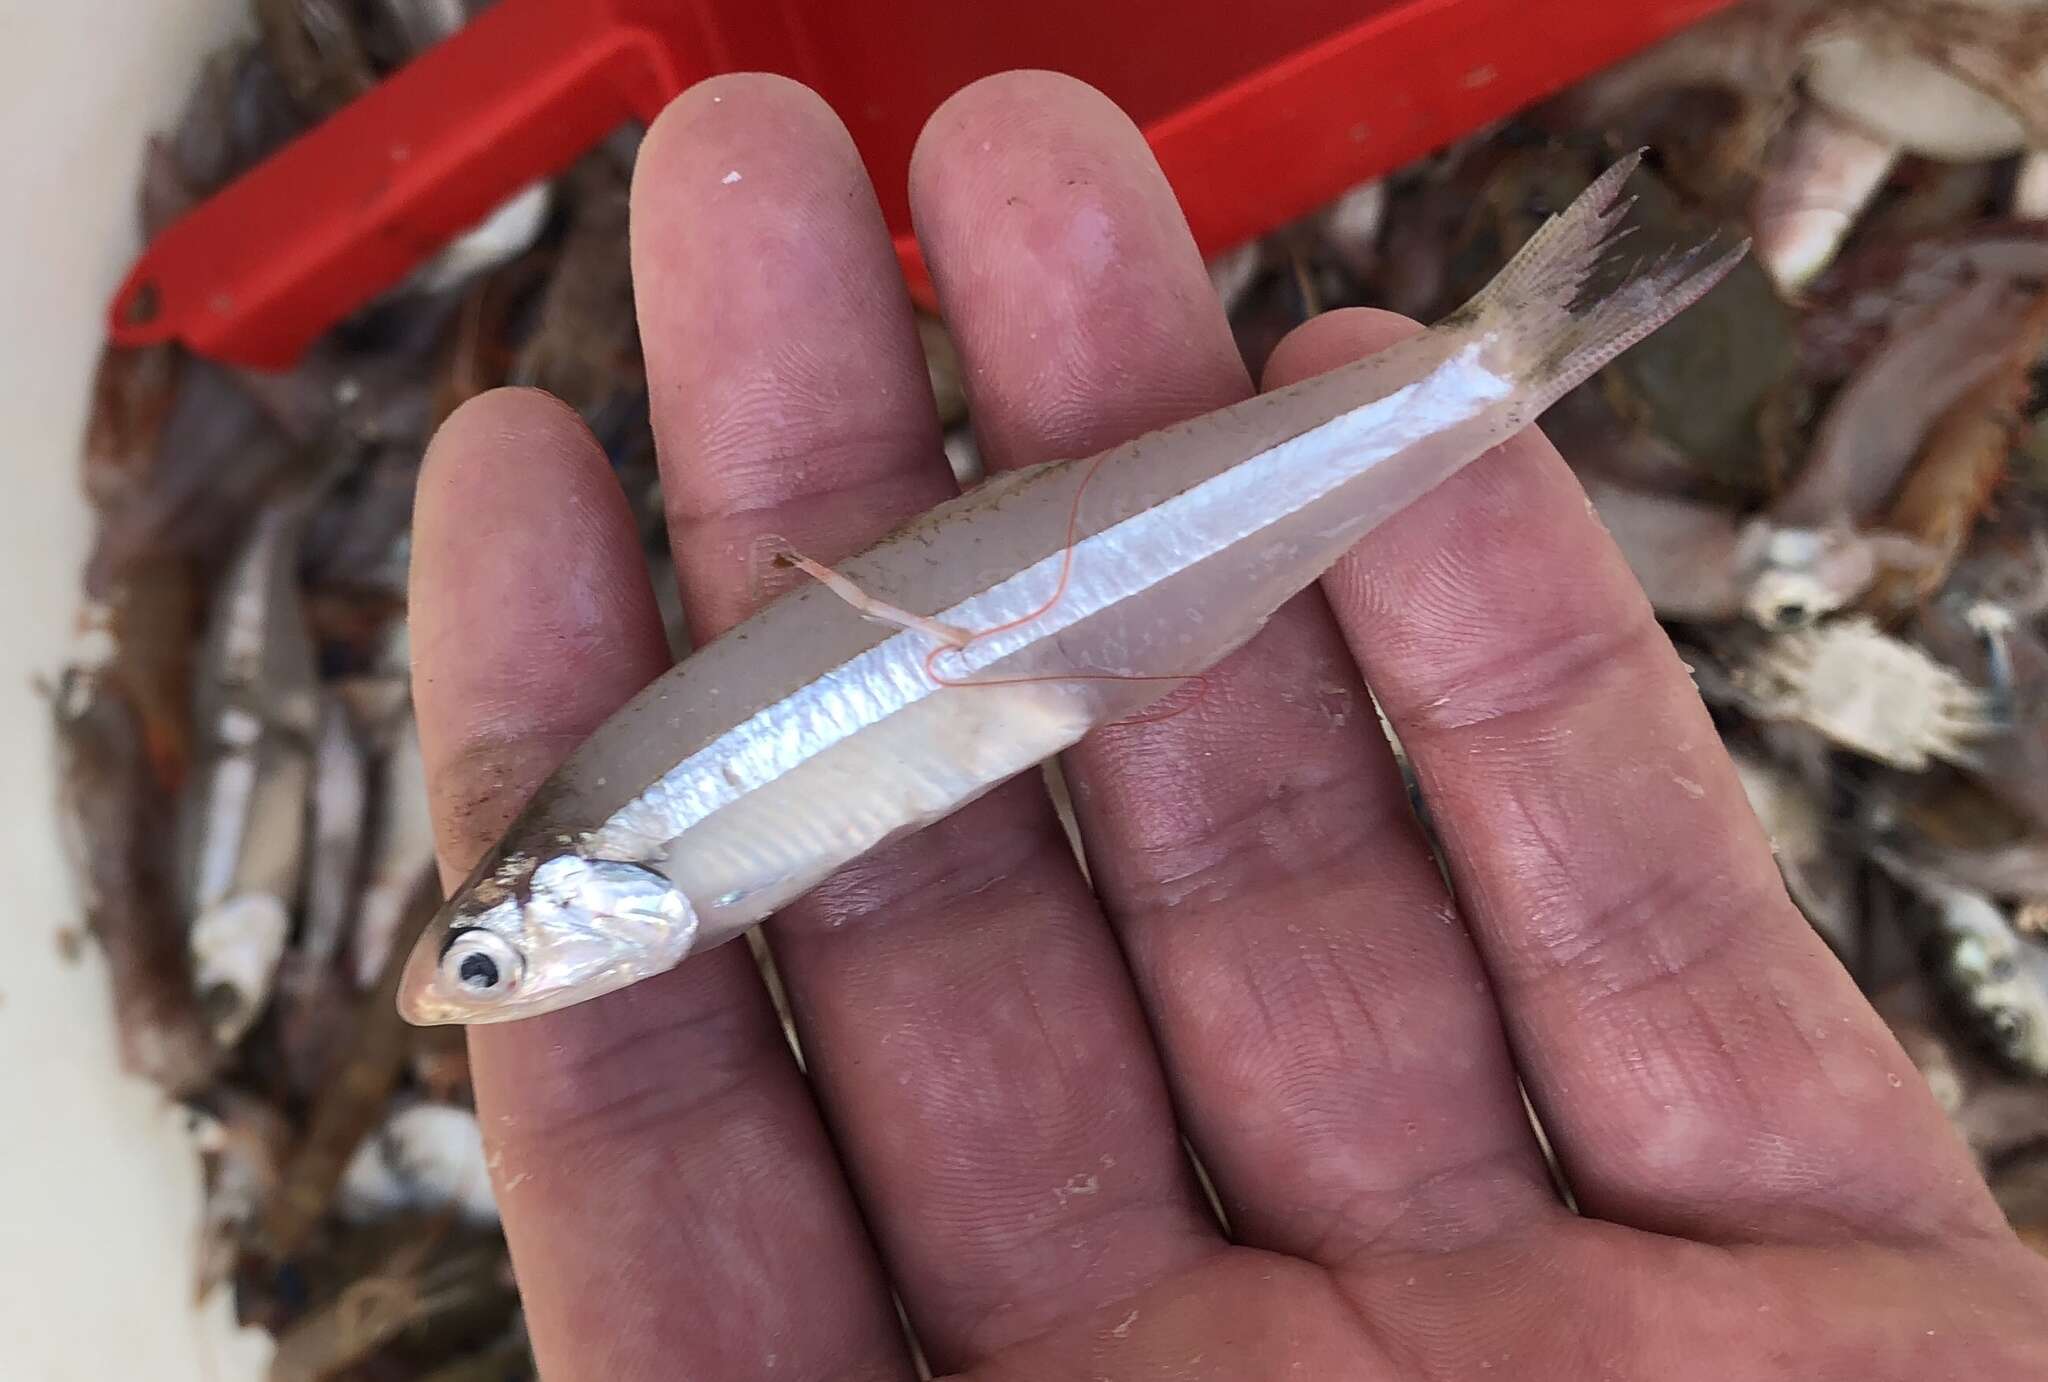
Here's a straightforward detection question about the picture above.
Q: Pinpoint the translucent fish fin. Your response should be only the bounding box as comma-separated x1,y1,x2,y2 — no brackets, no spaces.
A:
1449,151,1750,406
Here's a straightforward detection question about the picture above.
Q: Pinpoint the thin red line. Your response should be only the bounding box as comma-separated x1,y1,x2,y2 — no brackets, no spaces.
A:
923,451,1209,725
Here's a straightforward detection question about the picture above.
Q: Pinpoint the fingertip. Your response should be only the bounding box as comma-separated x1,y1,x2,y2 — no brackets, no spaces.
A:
411,386,669,870
910,69,1134,187
421,386,587,488
628,70,945,643
908,69,1244,468
909,69,1183,273
414,385,634,593
636,72,858,219
1261,307,1422,390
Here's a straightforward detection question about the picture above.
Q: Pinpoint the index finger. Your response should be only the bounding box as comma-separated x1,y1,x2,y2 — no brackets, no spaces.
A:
410,390,910,1382
1266,309,2002,1247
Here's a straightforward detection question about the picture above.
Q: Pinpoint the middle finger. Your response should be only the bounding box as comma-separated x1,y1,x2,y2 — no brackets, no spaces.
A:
632,75,1214,1369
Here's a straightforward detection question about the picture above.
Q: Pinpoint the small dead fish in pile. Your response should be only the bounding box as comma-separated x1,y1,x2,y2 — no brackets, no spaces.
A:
1868,289,2048,611
1918,838,2048,919
1730,743,1863,959
60,5,584,1373
264,1224,516,1382
191,1088,294,1299
274,692,369,1097
264,867,441,1264
1594,274,2048,631
1775,279,2033,527
1802,224,2048,383
352,706,439,990
87,359,306,598
300,694,369,976
53,669,219,1095
1876,978,2048,1161
181,475,327,1047
1881,850,2048,1074
510,147,638,419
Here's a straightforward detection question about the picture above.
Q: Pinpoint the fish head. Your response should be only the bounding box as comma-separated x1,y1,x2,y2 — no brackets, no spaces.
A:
398,853,698,1025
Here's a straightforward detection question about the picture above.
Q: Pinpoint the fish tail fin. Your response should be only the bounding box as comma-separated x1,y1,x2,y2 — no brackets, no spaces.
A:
1452,151,1749,405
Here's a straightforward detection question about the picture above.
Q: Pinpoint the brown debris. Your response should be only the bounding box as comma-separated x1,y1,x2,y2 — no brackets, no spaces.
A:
1778,278,2036,528
510,152,638,417
194,1088,295,1299
52,670,218,1096
255,0,378,118
85,358,307,598
101,555,203,792
266,1224,513,1382
1802,225,2048,383
262,865,441,1261
82,344,183,513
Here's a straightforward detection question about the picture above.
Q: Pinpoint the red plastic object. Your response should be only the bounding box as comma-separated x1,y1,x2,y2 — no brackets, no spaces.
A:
111,0,1739,369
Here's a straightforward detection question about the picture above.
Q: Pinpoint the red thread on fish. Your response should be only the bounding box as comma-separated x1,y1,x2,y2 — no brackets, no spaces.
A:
923,449,1209,726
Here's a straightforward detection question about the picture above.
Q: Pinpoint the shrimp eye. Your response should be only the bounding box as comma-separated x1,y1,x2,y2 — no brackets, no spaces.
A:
442,929,523,996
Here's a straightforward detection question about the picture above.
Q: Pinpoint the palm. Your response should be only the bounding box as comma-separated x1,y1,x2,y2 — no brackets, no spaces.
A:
409,72,2048,1380
960,1231,2046,1379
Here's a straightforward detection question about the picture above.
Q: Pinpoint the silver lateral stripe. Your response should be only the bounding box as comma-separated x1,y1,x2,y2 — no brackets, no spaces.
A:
588,344,1508,859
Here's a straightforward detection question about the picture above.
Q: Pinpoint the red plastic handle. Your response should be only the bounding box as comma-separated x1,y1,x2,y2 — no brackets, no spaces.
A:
110,0,697,367
113,0,1741,370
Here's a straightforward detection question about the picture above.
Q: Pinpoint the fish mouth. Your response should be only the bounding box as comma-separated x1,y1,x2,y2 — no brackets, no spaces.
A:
396,931,471,1025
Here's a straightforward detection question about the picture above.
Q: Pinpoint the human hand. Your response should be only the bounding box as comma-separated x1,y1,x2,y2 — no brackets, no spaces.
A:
409,71,2048,1380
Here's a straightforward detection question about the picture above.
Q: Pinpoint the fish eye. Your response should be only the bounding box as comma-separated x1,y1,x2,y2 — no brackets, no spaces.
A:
1989,1006,2028,1046
441,928,523,997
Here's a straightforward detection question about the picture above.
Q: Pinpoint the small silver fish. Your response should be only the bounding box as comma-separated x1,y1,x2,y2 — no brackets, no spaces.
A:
400,155,1746,1025
182,488,323,1046
1879,849,2048,1076
353,705,439,988
297,691,368,977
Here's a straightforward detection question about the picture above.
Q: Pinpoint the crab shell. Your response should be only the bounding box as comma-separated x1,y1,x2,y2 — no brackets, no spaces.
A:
1735,616,1996,770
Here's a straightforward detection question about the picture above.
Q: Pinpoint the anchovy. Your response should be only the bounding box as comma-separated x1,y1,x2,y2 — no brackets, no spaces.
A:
298,691,368,977
182,483,324,1045
1879,849,2048,1076
400,155,1747,1025
354,706,439,988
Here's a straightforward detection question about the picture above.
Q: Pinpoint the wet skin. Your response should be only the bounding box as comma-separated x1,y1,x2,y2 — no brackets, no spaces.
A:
411,70,2048,1381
